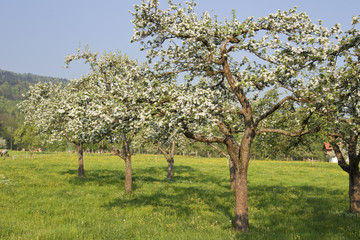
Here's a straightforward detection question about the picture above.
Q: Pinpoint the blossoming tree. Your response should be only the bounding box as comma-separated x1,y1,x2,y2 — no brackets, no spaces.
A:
65,48,166,193
131,0,337,231
311,17,360,214
144,121,182,181
19,81,100,177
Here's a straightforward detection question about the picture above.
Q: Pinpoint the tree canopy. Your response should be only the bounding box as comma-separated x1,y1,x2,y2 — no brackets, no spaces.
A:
130,0,339,231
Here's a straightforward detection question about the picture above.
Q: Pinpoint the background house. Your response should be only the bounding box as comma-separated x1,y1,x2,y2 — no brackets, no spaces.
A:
322,142,338,163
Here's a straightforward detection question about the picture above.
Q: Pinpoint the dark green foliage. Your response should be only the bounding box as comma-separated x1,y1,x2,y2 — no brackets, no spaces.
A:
0,69,67,100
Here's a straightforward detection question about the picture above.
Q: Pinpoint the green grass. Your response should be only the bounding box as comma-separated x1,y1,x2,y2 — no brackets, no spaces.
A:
1,151,359,239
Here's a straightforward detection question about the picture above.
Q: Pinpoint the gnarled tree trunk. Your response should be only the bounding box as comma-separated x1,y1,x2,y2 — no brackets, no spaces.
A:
229,158,236,190
234,169,249,232
348,135,360,214
159,141,176,181
233,130,253,232
223,129,252,232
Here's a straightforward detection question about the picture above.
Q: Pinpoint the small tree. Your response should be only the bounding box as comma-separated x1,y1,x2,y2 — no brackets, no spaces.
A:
65,48,163,193
19,81,104,177
144,121,187,181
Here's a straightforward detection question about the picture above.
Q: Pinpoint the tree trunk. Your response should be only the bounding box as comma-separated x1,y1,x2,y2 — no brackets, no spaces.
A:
234,168,249,232
77,143,85,177
122,132,132,194
330,135,360,214
109,139,132,194
349,166,360,213
167,157,174,181
233,125,253,232
158,141,176,181
224,135,250,232
229,158,236,190
124,154,132,194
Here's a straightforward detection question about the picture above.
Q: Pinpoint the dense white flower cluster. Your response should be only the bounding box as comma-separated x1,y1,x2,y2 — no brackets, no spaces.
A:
130,0,345,138
307,16,360,135
20,49,168,145
131,1,338,96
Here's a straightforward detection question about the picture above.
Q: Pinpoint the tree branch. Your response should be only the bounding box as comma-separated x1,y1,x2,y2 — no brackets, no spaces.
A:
183,131,225,143
329,135,350,173
183,125,225,143
256,128,312,137
158,146,170,161
110,143,124,160
257,110,318,136
63,134,79,146
210,143,229,159
170,141,176,157
255,96,309,128
216,120,231,136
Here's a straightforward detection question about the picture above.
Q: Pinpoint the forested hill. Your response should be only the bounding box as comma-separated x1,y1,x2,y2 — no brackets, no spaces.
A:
0,69,68,101
0,69,68,149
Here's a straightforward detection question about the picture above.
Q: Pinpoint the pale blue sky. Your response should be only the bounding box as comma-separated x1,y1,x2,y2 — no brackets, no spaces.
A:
0,0,359,79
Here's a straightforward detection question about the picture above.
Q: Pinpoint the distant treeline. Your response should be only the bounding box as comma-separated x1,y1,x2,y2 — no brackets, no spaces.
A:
0,69,68,101
0,69,68,149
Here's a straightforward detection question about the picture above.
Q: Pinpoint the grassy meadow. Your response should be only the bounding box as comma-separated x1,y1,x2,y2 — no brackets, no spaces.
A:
0,151,359,239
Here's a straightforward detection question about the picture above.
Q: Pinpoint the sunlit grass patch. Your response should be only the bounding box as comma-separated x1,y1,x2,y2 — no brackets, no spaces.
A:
0,152,358,239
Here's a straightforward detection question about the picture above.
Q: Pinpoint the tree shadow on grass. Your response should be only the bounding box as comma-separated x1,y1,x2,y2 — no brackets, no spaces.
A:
135,165,230,188
59,164,229,191
60,169,129,188
246,184,358,239
103,181,234,221
59,166,359,238
91,165,235,222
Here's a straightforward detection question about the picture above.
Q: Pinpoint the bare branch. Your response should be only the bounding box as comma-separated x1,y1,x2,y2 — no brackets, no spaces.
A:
63,134,79,146
210,143,229,159
256,111,317,136
170,141,176,157
128,129,136,144
257,128,307,136
110,143,124,161
217,121,231,136
221,39,253,124
255,96,309,127
158,146,170,161
183,125,225,144
329,132,344,139
184,131,225,143
338,117,355,125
